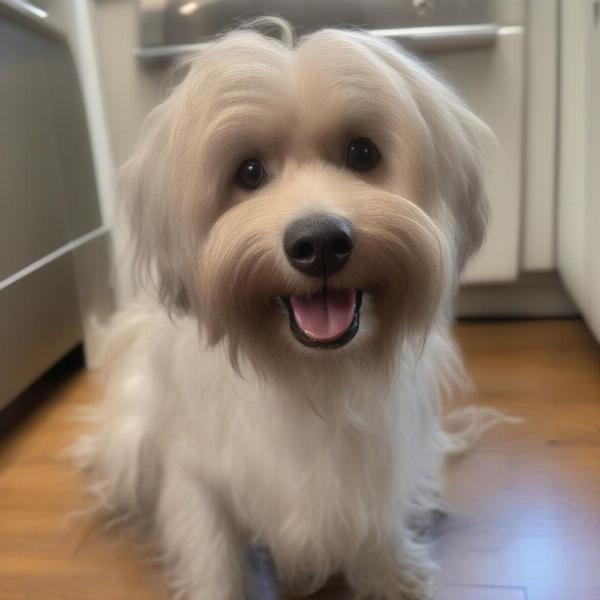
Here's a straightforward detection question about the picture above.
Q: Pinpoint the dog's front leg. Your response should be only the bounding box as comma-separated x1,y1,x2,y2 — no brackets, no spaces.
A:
347,530,435,600
157,471,246,600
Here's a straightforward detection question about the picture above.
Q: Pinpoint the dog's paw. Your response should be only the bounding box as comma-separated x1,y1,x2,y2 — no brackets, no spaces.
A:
406,507,448,541
171,587,249,600
377,567,434,600
351,558,435,600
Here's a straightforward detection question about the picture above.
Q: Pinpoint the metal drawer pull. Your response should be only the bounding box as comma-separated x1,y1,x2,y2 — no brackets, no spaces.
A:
136,43,209,62
370,24,499,52
136,23,499,62
0,0,48,20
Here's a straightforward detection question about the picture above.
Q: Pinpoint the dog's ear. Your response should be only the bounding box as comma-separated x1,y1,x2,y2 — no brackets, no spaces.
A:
119,62,204,314
353,33,492,270
120,108,188,313
409,62,492,270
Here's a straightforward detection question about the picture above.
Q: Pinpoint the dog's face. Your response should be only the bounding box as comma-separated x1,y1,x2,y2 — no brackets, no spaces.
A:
124,29,489,371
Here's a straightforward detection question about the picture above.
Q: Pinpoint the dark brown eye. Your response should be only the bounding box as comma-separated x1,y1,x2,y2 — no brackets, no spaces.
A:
236,158,267,190
347,138,380,171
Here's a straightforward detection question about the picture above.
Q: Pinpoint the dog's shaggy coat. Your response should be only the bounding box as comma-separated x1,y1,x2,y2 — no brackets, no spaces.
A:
75,24,495,600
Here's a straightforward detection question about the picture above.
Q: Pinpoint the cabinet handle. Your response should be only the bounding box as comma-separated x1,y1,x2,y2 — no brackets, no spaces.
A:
371,24,499,52
0,0,48,20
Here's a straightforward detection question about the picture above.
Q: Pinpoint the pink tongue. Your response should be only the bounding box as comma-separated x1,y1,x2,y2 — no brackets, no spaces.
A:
290,289,356,342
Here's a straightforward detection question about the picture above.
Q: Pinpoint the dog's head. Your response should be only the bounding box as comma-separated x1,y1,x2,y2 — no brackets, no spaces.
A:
123,27,489,372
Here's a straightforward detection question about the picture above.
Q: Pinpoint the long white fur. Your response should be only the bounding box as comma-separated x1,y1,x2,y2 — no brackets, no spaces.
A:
75,23,496,600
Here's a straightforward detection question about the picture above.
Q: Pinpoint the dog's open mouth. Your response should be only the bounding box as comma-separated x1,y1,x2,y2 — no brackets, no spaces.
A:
282,288,362,349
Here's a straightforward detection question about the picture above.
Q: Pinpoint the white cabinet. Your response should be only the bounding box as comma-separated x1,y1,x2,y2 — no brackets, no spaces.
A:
523,0,559,271
429,26,525,283
557,0,600,341
429,2,561,285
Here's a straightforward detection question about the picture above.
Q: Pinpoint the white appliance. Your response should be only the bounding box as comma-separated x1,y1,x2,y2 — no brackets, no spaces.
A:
0,0,114,409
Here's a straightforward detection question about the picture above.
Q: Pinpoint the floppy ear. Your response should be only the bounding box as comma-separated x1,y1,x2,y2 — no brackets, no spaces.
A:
353,33,491,270
120,52,213,314
408,62,492,270
120,103,188,313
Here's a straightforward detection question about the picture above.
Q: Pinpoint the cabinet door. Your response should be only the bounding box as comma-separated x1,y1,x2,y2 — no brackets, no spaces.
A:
557,0,600,341
429,27,525,283
0,17,70,280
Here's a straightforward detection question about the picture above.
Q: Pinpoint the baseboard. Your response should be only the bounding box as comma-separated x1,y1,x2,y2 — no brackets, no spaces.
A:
457,271,579,318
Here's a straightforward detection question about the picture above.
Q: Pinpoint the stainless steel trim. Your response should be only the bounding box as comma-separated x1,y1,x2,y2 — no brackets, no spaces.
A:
0,0,47,20
497,25,525,36
370,23,499,51
0,0,64,38
0,225,110,292
136,23,499,62
135,43,209,61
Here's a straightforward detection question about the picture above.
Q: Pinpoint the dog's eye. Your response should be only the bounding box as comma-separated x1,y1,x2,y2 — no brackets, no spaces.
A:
346,138,380,171
236,158,267,190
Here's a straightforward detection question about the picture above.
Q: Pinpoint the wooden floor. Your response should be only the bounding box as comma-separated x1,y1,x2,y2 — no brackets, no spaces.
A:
1,320,600,600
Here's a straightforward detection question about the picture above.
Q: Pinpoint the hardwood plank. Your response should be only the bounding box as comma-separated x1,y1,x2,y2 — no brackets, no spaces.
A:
443,586,526,600
282,583,527,600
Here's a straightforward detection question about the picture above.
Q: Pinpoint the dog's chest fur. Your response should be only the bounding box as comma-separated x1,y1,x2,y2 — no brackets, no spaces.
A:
170,350,430,579
234,401,393,543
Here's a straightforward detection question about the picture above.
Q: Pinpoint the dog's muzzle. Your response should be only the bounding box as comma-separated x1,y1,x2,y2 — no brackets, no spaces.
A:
282,213,360,349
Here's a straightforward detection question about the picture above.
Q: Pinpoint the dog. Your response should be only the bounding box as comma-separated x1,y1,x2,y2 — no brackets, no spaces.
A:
75,22,493,600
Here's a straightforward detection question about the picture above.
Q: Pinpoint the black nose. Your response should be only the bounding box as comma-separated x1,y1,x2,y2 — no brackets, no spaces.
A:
283,214,354,277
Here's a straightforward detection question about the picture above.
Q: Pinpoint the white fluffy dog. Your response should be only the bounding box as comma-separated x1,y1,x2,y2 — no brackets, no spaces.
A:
76,23,493,600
